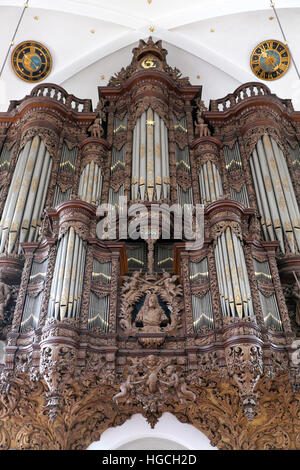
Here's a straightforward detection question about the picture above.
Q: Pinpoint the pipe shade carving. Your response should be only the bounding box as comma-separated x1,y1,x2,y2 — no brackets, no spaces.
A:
253,258,282,330
53,143,78,206
224,143,250,207
20,258,49,332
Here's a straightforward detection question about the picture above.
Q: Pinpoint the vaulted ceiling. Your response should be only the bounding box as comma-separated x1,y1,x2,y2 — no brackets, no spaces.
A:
0,0,300,111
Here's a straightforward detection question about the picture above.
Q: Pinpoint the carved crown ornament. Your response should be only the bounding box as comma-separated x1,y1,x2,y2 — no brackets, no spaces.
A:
107,37,191,89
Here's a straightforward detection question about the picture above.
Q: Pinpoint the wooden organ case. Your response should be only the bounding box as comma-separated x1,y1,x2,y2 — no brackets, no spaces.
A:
0,37,299,450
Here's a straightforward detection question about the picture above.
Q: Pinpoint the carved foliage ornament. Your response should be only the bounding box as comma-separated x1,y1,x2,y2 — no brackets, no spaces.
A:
210,220,242,241
226,344,263,421
176,166,192,192
20,127,58,158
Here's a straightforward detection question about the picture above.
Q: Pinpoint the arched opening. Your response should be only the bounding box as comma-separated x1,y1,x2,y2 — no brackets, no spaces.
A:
87,412,217,450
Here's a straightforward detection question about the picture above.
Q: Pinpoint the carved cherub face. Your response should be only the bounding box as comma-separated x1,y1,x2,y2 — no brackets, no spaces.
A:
166,365,174,376
148,294,158,308
146,355,157,367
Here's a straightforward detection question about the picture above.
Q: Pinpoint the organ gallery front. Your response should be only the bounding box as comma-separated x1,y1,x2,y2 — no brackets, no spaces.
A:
0,37,300,450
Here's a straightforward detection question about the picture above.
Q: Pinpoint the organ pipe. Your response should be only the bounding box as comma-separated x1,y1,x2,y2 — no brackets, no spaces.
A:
223,143,249,206
88,293,110,332
250,135,300,253
198,160,223,204
253,258,282,330
214,227,253,318
20,258,48,332
92,259,112,284
190,257,214,330
131,108,170,201
175,142,193,206
53,144,77,206
47,227,86,320
78,160,103,205
192,293,214,330
0,136,52,254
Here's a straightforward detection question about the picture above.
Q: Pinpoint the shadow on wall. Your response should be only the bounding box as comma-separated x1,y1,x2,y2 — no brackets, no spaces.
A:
87,412,218,450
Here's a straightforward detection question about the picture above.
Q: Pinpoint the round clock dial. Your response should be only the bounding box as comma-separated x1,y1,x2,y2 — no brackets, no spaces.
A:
140,56,161,70
11,41,52,83
250,40,290,81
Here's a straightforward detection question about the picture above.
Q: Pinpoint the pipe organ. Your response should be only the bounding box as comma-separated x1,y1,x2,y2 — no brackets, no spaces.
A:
249,135,300,253
47,227,86,321
214,226,253,318
53,143,78,206
198,160,223,204
223,143,249,206
0,136,52,254
131,108,170,202
0,37,300,451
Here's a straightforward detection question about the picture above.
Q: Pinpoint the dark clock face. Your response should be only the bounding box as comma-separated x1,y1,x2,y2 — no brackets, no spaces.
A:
11,41,52,83
250,40,290,81
140,56,161,70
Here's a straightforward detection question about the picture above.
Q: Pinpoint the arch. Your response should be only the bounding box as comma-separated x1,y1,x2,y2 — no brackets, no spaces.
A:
87,412,217,450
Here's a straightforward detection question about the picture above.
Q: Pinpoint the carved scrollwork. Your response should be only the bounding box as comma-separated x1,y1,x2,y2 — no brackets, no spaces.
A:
226,344,263,421
40,343,77,421
20,127,58,158
110,167,125,192
210,220,242,241
176,166,192,192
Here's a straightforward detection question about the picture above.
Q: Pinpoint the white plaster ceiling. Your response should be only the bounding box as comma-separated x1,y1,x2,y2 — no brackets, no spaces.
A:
0,0,300,111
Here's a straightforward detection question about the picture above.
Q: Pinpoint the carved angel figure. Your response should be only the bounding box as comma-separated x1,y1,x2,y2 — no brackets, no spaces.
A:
157,271,182,297
135,293,168,332
195,110,210,137
160,365,196,404
88,118,104,138
0,281,10,322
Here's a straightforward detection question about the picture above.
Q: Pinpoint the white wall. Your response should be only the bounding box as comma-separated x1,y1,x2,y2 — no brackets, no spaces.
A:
87,412,217,450
61,40,241,110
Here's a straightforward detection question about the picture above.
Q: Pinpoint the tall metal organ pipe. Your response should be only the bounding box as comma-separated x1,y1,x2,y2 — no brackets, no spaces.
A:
131,108,170,201
250,135,300,253
198,160,223,204
78,160,103,205
0,136,52,254
47,227,86,320
214,227,253,318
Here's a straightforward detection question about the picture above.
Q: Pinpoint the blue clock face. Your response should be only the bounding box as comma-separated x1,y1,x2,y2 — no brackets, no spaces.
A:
259,50,281,72
11,41,52,82
250,40,290,81
22,53,42,72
